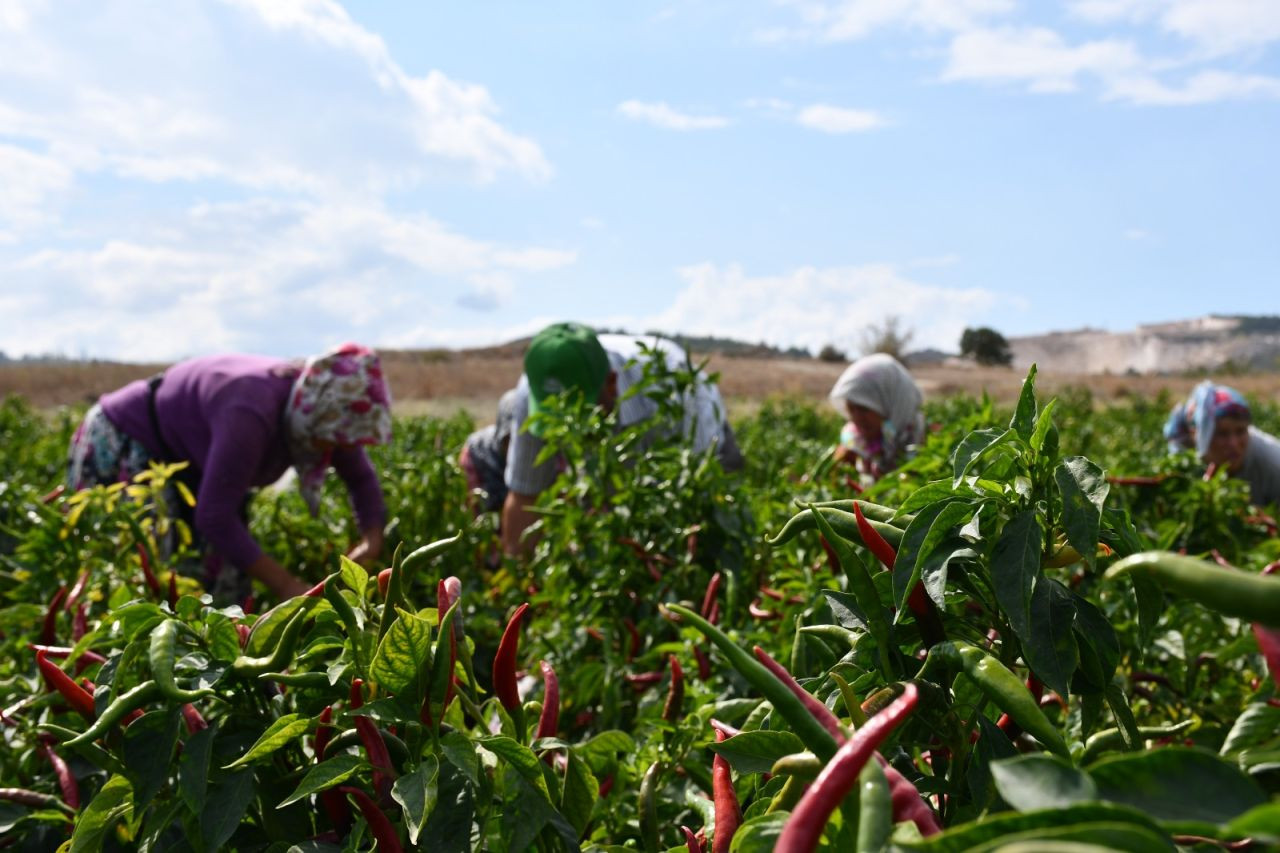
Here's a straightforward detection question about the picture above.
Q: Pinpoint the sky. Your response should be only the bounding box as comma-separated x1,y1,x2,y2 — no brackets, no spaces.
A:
0,0,1276,363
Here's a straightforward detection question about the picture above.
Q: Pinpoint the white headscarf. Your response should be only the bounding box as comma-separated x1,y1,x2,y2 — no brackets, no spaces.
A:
829,353,925,469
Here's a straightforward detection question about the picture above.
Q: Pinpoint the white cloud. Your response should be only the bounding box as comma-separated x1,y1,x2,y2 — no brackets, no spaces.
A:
626,262,1001,353
777,0,1014,42
0,198,576,361
0,0,550,204
795,104,888,133
0,142,72,231
1123,227,1151,240
1106,69,1280,104
616,100,731,130
943,27,1142,92
1162,0,1280,56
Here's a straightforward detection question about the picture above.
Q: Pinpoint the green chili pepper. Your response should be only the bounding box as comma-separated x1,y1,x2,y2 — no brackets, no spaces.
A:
804,499,911,526
926,642,1070,759
771,751,822,781
638,760,662,853
666,604,839,762
38,723,126,776
768,507,904,551
855,759,892,853
324,580,366,675
1107,551,1280,627
244,594,320,658
64,681,161,748
232,607,311,678
150,619,214,702
378,533,463,644
257,671,334,689
1080,719,1195,764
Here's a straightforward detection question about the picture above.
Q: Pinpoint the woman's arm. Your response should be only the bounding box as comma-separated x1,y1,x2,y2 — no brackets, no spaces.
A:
332,447,387,566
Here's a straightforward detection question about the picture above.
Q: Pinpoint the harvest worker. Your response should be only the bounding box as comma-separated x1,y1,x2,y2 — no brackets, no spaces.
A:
459,387,521,515
66,343,393,601
1163,381,1280,507
501,322,741,557
828,352,925,483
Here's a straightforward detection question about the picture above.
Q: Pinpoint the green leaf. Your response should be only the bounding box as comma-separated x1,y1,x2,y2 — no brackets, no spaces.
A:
223,714,311,769
1130,572,1165,657
1072,593,1120,692
279,753,366,808
179,724,215,814
370,606,433,696
202,769,255,852
478,736,552,799
1029,398,1058,453
964,822,1174,853
890,501,951,617
821,589,869,632
1089,747,1267,831
422,761,475,853
899,804,1167,852
244,596,312,658
1055,456,1109,569
990,508,1043,643
990,754,1096,812
502,770,552,853
1023,578,1078,698
899,480,965,515
205,612,242,664
70,774,133,853
1225,801,1280,840
729,812,789,853
896,500,975,611
392,755,439,846
340,554,369,599
952,428,1016,487
441,731,481,787
1010,364,1038,439
560,750,598,838
966,714,1019,812
1221,702,1280,757
710,730,806,775
122,708,181,810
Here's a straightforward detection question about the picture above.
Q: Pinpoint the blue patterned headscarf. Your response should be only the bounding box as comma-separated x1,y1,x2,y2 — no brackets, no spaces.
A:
1163,382,1251,458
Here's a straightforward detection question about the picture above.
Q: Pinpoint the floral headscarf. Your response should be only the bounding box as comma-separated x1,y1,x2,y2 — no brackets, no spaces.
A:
286,343,393,515
829,353,925,475
1163,381,1250,458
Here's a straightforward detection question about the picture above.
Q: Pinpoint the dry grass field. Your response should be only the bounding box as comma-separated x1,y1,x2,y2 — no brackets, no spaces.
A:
5,349,1280,425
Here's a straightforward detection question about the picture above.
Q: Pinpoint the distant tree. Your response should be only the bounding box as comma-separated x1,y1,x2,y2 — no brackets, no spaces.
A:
960,327,1013,366
817,344,846,363
860,316,914,361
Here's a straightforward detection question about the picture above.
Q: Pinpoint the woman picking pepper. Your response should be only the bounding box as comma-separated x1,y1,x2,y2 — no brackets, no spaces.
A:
827,353,926,484
1163,381,1280,507
66,343,393,601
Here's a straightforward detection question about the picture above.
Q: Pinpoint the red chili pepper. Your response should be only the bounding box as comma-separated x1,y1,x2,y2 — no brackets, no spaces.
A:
877,756,942,837
760,586,806,605
709,718,740,739
64,570,91,613
748,599,780,621
41,484,66,504
693,646,711,682
41,587,68,645
623,618,641,662
38,738,79,810
853,503,945,645
377,568,392,599
586,626,604,642
71,602,88,643
536,660,559,741
752,646,845,740
27,644,107,672
1107,474,1167,486
36,650,96,721
180,703,208,734
241,593,256,616
167,572,178,608
776,683,920,852
493,603,529,718
663,655,685,723
598,774,614,798
235,623,251,648
700,573,722,619
137,545,162,598
712,727,742,853
337,786,403,853
302,577,327,598
349,679,396,801
707,600,720,626
311,705,352,834
625,670,664,689
682,825,704,853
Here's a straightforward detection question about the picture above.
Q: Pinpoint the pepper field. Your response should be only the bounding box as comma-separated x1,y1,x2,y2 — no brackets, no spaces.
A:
1,367,1278,851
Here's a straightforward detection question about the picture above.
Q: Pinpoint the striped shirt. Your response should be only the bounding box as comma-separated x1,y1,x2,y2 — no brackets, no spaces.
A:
504,334,729,495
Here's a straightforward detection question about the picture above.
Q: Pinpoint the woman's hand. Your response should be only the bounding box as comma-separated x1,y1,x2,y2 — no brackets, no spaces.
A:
347,526,384,568
246,554,312,599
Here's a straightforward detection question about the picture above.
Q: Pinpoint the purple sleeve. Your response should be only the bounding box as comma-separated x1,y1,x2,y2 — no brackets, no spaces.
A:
332,447,386,533
194,406,272,571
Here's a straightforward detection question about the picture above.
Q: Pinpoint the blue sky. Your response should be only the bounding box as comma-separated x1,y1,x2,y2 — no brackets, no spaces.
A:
0,0,1275,362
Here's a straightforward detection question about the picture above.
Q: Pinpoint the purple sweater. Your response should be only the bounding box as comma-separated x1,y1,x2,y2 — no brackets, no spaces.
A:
100,354,386,571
